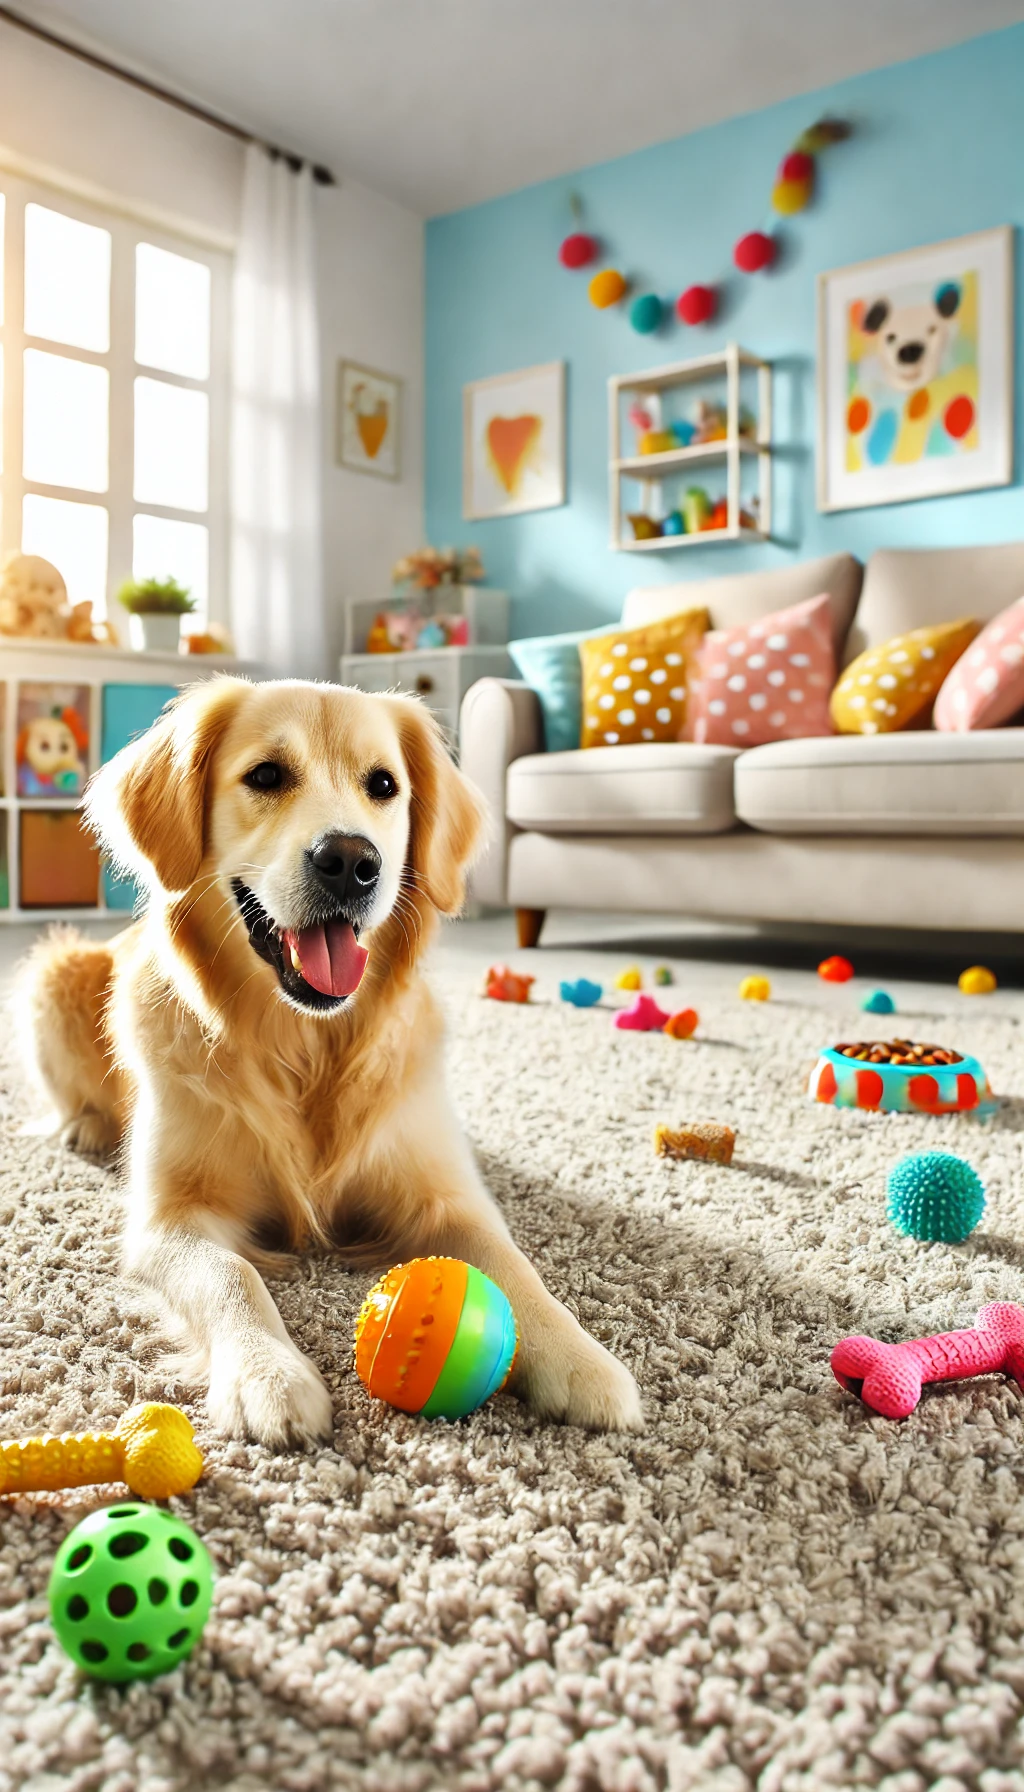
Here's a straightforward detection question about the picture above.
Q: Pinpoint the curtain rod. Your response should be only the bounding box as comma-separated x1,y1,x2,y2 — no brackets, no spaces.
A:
0,4,337,185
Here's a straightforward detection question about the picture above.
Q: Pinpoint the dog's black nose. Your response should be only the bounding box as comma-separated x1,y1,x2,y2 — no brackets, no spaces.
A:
897,340,925,365
308,833,381,906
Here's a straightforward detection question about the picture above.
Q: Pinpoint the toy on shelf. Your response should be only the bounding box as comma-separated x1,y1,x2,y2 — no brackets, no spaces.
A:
615,966,643,991
739,975,771,1001
862,989,895,1014
0,1403,203,1500
615,994,672,1033
655,1123,735,1164
49,1503,214,1682
638,430,676,455
663,1008,698,1039
560,977,602,1008
676,284,716,326
627,514,662,541
809,1039,993,1115
589,268,628,309
483,964,534,1004
630,294,663,334
831,1301,1024,1420
0,552,117,645
653,966,674,986
354,1256,518,1420
959,965,997,995
887,1150,985,1243
818,955,854,982
683,487,711,534
662,510,684,537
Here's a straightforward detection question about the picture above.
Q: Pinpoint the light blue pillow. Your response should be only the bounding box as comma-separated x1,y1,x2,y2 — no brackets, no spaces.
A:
509,629,603,754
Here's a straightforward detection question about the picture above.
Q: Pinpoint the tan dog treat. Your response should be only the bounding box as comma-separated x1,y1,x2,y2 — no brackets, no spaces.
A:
654,1122,735,1164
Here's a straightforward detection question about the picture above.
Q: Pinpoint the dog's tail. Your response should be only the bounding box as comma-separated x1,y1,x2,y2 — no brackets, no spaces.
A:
12,924,126,1160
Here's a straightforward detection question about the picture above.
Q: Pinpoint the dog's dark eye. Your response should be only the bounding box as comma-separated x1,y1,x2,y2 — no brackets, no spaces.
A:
243,761,286,792
366,768,397,801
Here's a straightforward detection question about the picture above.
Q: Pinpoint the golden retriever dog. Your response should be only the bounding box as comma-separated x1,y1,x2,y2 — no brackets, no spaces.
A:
16,678,641,1447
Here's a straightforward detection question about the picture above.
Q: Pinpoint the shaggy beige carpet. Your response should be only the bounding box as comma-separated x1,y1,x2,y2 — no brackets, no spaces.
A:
4,945,1024,1792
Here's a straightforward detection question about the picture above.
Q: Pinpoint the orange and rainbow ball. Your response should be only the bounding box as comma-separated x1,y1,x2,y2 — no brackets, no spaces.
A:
354,1257,518,1420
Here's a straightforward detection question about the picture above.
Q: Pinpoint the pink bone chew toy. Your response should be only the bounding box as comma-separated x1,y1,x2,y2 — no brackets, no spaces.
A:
831,1302,1024,1419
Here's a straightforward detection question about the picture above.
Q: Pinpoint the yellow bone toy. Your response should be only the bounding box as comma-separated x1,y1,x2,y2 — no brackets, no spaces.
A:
0,1402,203,1501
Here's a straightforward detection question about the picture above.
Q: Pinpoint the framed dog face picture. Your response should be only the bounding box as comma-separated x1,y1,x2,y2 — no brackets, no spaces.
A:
817,227,1013,512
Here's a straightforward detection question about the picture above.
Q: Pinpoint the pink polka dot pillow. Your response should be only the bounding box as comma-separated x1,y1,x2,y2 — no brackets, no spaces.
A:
934,597,1024,731
688,592,836,747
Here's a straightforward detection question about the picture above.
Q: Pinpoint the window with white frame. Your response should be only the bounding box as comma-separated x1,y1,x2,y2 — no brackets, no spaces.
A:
0,172,230,631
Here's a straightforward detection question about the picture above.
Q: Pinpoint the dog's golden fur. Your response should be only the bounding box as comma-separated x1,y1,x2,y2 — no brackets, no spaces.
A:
16,678,640,1446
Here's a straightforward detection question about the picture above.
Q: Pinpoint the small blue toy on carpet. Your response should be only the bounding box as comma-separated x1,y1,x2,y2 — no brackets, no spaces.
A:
560,978,603,1008
886,1151,986,1243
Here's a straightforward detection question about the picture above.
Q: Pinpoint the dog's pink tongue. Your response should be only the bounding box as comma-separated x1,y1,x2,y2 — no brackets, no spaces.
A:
284,920,368,998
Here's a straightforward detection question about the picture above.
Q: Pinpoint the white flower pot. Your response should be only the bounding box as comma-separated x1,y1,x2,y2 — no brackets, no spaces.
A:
129,613,182,653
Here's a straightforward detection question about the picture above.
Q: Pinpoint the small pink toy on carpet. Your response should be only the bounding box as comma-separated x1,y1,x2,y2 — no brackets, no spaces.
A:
831,1302,1024,1419
614,994,672,1032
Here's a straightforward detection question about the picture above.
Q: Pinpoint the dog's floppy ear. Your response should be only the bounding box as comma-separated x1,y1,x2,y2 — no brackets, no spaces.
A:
390,697,487,914
85,676,248,895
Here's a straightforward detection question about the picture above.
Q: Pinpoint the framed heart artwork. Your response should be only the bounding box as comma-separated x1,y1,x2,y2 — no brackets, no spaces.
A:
337,361,401,479
463,361,565,519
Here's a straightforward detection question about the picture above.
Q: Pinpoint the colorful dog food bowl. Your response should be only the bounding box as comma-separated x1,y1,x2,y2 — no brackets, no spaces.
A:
809,1038,993,1115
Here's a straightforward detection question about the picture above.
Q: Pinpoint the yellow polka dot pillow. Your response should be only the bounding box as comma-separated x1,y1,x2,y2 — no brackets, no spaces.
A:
831,619,979,734
579,608,709,748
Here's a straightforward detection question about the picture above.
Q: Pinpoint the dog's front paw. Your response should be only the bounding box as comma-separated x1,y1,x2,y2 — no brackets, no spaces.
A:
62,1108,120,1161
207,1336,333,1448
512,1307,643,1432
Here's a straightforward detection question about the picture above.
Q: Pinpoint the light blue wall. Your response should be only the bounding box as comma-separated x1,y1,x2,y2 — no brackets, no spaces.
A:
425,26,1024,640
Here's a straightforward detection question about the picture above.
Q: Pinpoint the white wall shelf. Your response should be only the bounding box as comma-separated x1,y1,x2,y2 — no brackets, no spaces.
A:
609,343,772,553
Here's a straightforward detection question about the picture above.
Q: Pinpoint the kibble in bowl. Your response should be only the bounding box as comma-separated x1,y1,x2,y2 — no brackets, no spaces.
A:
808,1037,993,1114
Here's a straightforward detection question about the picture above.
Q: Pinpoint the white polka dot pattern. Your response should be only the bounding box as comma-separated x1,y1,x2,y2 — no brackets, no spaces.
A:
831,618,979,735
688,593,836,747
934,596,1024,732
579,607,709,748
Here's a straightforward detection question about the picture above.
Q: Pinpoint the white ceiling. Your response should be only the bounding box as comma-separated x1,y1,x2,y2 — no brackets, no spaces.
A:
15,0,1024,216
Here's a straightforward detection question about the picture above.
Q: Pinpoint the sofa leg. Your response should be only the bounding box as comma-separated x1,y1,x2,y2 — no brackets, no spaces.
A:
515,908,546,949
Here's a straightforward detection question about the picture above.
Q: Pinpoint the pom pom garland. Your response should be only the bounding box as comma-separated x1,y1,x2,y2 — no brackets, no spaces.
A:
559,232,598,269
589,268,628,309
676,283,716,326
733,230,775,273
629,293,663,334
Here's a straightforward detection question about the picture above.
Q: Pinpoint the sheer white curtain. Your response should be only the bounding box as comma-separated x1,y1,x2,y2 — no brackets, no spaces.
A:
230,145,327,678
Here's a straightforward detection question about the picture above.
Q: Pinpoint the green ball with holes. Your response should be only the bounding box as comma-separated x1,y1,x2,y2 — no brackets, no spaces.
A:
48,1502,214,1681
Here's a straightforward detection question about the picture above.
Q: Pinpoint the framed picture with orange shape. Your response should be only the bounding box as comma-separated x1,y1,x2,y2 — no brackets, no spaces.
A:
337,361,401,479
817,227,1013,512
463,361,565,520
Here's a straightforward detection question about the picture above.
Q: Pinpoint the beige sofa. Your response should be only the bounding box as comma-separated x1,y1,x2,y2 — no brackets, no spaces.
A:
459,543,1024,946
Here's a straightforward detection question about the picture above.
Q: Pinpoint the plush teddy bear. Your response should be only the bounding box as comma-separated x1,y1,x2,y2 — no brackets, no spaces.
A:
0,553,70,638
0,553,119,644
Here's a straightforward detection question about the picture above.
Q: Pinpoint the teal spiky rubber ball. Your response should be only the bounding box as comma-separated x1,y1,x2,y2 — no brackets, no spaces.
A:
886,1151,985,1243
49,1503,213,1681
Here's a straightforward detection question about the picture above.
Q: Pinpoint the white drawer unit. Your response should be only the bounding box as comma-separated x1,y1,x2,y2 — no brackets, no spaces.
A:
339,647,512,741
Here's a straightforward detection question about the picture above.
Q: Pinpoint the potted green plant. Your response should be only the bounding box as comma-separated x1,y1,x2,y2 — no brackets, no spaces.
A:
117,577,196,653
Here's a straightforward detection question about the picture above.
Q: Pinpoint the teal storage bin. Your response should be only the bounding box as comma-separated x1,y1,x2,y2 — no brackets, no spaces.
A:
101,684,178,911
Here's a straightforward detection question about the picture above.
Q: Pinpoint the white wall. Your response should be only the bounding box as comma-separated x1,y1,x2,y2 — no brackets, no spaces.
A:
0,16,425,672
316,178,424,670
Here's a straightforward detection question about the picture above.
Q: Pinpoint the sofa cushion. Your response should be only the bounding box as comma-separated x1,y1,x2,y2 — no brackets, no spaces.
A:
621,551,863,658
830,618,979,734
735,730,1024,836
847,543,1024,661
507,742,739,836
